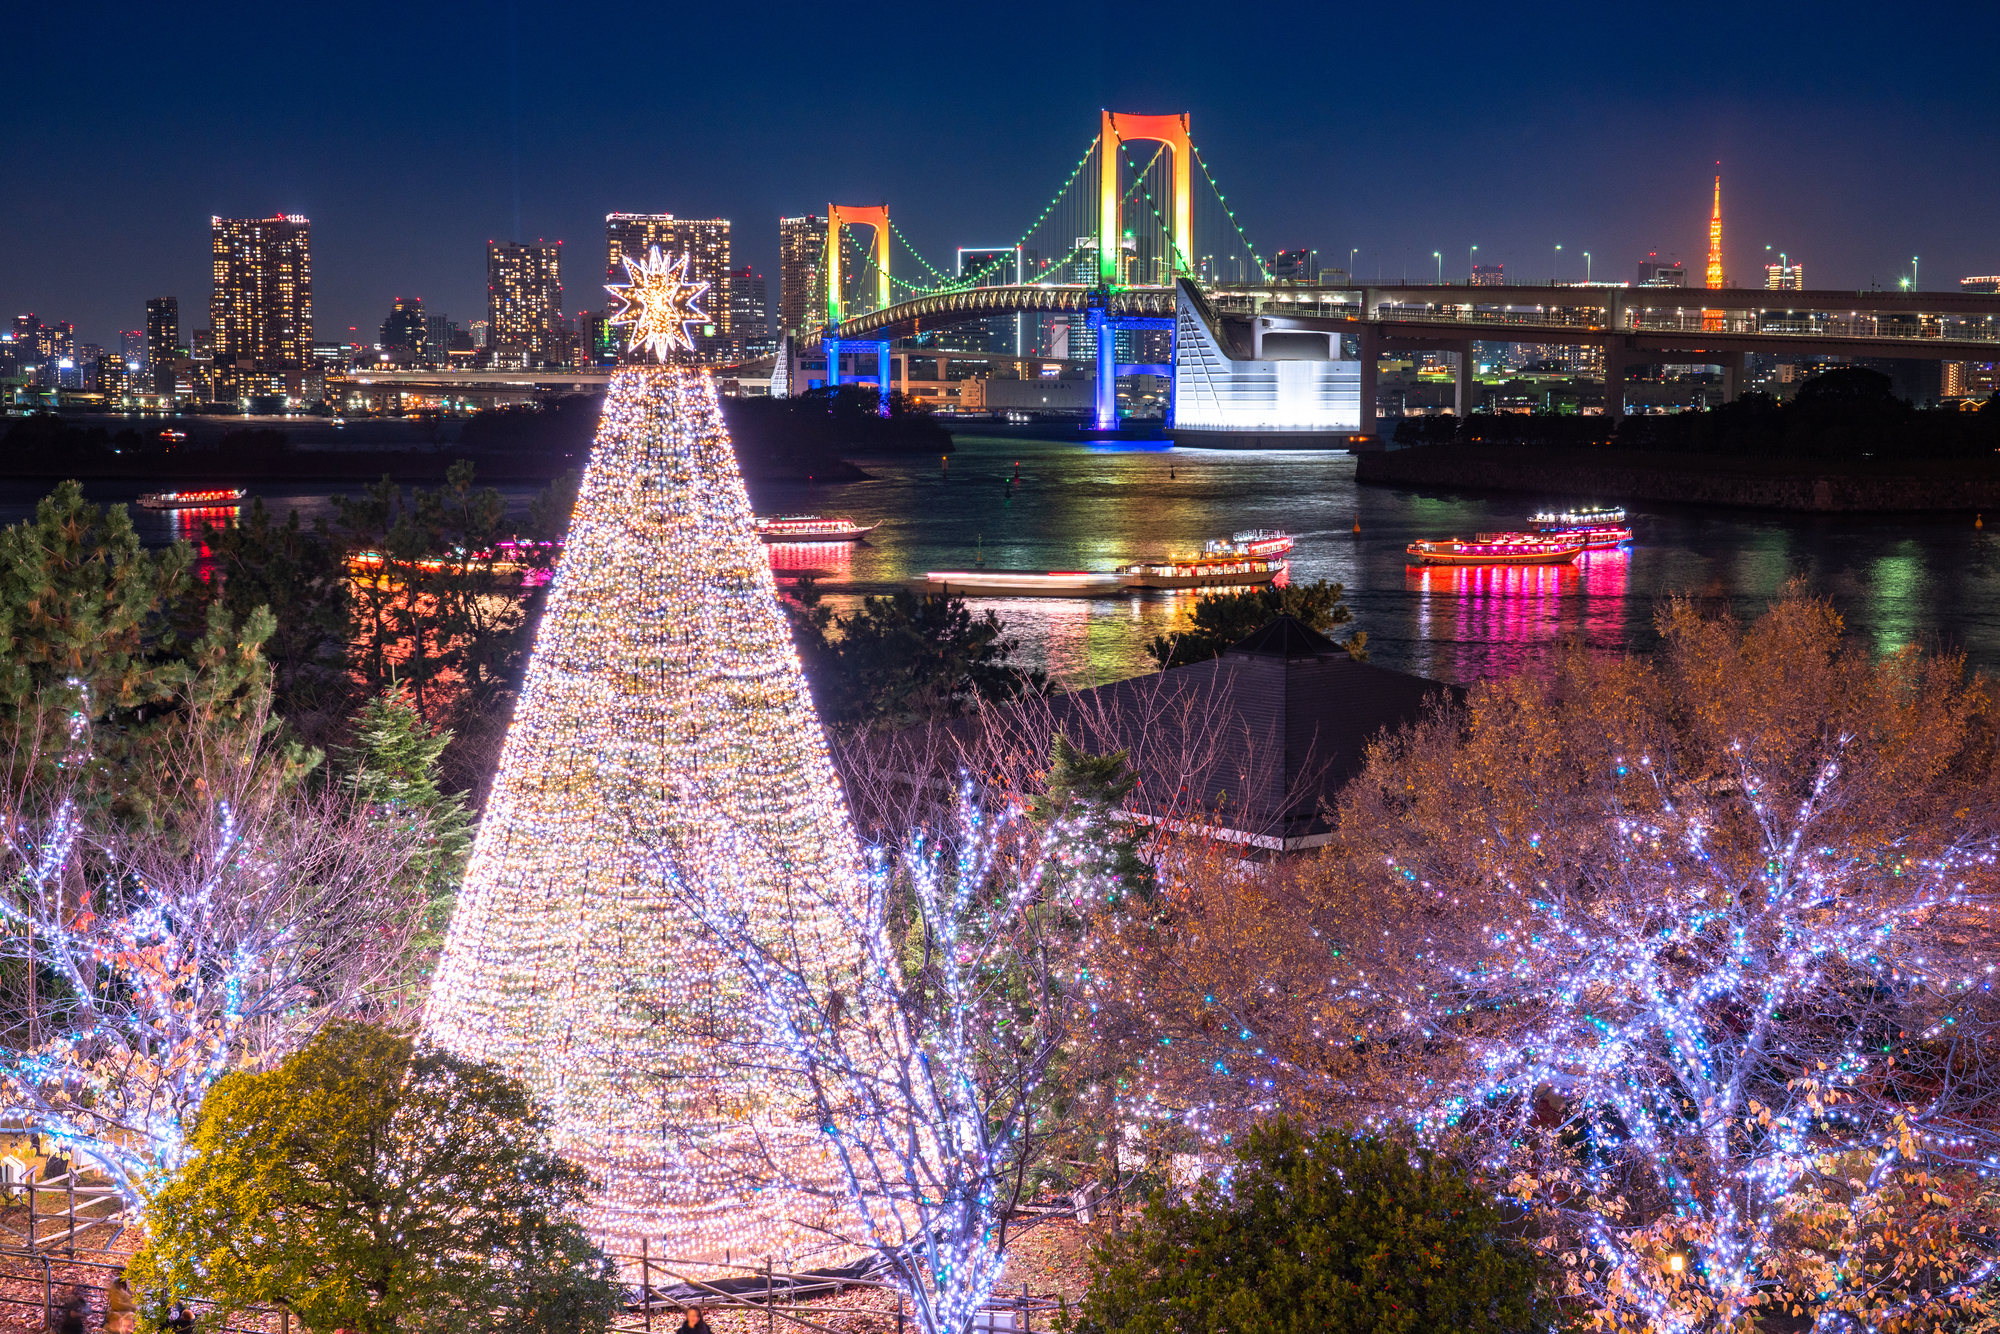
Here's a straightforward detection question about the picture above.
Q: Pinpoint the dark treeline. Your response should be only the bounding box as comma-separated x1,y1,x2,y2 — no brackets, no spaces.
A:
1393,367,2000,459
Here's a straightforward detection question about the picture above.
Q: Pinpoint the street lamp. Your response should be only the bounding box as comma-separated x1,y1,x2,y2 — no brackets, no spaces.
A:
1434,251,1442,285
1349,248,1358,282
1584,251,1592,283
1912,255,1920,290
1554,244,1562,285
1470,243,1478,283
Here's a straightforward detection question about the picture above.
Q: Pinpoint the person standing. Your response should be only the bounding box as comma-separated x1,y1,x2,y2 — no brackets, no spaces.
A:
677,1308,713,1334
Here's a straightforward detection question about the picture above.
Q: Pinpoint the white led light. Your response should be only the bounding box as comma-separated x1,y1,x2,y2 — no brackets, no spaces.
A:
422,363,864,1268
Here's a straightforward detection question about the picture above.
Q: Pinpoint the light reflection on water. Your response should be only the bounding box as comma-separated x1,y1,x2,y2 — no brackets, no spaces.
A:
14,434,2000,689
750,435,2000,687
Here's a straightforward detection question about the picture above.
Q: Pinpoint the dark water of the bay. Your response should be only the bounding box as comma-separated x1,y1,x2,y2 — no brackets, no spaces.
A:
13,433,1998,689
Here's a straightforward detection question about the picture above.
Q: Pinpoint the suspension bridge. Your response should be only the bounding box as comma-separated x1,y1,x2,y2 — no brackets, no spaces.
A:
765,107,2000,444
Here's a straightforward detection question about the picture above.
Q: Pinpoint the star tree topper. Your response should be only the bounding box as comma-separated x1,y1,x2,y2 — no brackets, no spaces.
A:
605,245,711,359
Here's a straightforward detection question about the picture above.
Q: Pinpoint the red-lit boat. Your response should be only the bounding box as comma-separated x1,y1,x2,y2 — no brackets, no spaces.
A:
1405,533,1585,566
754,514,879,543
1529,506,1633,549
137,488,247,510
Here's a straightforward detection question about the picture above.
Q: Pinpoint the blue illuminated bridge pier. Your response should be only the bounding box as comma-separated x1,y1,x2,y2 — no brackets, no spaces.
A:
793,278,2000,447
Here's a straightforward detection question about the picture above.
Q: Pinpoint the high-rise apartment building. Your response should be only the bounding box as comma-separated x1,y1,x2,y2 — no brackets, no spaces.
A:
144,298,180,392
424,313,457,368
1764,262,1804,291
727,265,772,360
605,214,730,356
210,214,312,368
381,296,426,357
119,330,144,365
487,241,563,367
778,215,827,336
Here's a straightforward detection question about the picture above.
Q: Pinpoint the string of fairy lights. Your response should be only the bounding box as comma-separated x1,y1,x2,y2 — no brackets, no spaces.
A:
421,255,869,1265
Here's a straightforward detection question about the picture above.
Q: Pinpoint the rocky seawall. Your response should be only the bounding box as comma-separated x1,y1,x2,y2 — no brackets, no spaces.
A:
1355,447,2000,513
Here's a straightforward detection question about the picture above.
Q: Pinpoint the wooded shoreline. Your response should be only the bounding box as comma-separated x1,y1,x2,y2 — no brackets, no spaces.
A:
1356,445,2000,512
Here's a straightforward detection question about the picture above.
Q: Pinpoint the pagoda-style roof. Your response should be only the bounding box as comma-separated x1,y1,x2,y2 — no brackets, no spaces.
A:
1043,616,1457,850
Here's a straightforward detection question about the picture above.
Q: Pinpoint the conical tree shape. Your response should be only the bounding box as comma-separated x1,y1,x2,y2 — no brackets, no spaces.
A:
423,365,862,1265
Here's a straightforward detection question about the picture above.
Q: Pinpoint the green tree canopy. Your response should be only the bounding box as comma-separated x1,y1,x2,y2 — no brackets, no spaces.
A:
130,1021,618,1334
1068,1121,1557,1334
1148,578,1366,669
0,481,298,811
337,683,474,1003
790,586,1045,732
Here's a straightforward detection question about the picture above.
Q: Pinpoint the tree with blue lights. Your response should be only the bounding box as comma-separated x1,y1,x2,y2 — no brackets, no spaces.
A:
1339,587,2000,1332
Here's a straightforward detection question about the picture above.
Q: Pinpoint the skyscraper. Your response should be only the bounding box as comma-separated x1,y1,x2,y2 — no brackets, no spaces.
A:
211,214,312,369
487,240,563,367
1765,262,1804,291
119,330,144,365
145,297,179,393
727,265,772,360
1471,264,1506,287
604,214,731,356
424,312,457,368
778,215,826,337
381,296,426,358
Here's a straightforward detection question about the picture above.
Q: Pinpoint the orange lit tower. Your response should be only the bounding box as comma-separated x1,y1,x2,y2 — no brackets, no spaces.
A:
1702,171,1724,330
1705,174,1724,289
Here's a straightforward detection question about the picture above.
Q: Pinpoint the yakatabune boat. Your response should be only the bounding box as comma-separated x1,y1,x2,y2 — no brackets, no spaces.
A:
754,514,879,543
136,488,247,510
1405,533,1585,566
1527,506,1633,550
1119,554,1285,589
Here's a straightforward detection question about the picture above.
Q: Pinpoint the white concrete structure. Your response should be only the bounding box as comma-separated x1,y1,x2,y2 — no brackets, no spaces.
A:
1171,283,1361,445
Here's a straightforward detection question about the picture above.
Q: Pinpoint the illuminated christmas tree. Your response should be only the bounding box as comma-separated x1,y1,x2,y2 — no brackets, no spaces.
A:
423,247,864,1265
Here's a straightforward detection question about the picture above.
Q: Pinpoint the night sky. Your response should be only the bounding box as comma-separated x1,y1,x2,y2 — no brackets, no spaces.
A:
8,0,1998,349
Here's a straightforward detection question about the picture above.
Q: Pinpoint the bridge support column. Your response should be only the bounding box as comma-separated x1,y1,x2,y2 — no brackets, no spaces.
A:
1604,346,1625,424
1091,307,1116,430
1719,349,1745,404
1358,324,1381,437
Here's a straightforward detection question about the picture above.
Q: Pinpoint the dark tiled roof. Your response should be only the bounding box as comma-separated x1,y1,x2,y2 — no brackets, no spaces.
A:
1047,619,1461,850
1222,614,1345,661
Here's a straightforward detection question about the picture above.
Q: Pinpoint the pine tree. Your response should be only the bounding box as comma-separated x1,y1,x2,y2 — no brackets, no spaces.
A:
0,481,299,813
339,682,473,996
421,364,866,1264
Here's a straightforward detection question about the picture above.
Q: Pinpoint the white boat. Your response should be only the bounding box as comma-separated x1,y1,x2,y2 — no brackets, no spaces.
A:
922,569,1126,598
754,514,879,543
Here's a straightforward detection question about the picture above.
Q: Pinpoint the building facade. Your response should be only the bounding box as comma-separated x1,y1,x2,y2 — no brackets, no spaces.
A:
1765,262,1804,290
778,214,826,336
605,214,730,357
145,297,180,393
1638,256,1688,287
211,214,312,371
381,296,426,359
487,240,564,368
728,265,772,360
950,247,1021,355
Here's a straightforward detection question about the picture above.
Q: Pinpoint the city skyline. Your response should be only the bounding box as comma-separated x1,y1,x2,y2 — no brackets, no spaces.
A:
5,0,1998,348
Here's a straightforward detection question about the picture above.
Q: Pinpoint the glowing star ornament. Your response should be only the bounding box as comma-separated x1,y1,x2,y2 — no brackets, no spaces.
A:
605,245,710,359
421,360,865,1269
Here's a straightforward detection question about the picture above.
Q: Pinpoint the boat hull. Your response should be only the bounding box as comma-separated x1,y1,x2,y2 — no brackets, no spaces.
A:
923,571,1126,598
1123,566,1282,589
